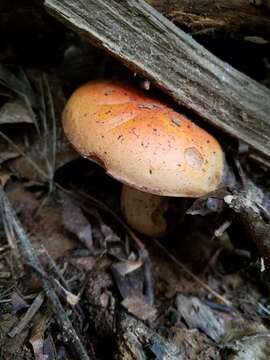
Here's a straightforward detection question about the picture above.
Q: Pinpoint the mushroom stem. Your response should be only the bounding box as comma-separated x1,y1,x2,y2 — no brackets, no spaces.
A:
121,185,174,237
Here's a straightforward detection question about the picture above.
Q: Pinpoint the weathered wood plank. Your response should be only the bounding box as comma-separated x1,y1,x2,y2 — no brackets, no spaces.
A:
45,0,270,161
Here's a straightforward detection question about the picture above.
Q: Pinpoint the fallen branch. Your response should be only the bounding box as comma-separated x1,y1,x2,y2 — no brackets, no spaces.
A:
45,0,270,162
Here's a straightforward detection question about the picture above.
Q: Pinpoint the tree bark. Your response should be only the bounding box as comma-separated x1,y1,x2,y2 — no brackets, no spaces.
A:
150,0,270,38
45,0,270,163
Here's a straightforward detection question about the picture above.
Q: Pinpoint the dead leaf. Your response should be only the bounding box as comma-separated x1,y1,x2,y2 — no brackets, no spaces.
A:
29,314,48,360
0,151,19,164
113,260,143,276
43,334,58,360
0,169,12,187
121,295,157,321
112,259,156,321
61,192,93,251
11,292,28,314
0,65,36,108
176,294,225,342
70,256,96,271
187,189,229,216
101,222,121,244
0,100,33,124
221,323,270,360
30,337,47,360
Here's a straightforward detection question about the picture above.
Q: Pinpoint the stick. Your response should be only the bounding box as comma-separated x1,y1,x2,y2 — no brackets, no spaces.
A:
9,293,44,338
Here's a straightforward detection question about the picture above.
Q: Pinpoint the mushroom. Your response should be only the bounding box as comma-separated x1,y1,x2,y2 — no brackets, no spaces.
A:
62,79,224,236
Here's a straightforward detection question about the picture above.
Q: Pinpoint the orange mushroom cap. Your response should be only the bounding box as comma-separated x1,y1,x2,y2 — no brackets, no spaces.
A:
62,79,224,197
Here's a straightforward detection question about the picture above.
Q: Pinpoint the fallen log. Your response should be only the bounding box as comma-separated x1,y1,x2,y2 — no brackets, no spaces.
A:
45,0,270,163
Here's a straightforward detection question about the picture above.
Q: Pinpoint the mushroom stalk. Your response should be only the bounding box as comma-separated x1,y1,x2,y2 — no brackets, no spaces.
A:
121,185,188,237
121,185,171,237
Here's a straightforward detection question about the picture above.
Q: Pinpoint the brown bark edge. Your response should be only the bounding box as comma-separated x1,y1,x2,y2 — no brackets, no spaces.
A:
151,0,270,38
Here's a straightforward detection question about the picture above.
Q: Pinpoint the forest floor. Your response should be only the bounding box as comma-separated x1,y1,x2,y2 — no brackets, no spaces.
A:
0,1,270,359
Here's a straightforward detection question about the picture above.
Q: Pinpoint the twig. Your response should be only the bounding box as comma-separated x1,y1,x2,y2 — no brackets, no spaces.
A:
0,187,91,360
2,210,22,270
153,239,232,307
9,292,44,338
40,247,86,323
38,76,52,184
39,246,70,291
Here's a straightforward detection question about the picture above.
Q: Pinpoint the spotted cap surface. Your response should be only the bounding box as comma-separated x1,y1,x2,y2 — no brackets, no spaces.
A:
62,79,224,197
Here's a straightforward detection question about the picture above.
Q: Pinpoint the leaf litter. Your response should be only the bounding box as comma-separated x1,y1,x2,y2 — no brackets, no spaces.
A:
0,34,269,360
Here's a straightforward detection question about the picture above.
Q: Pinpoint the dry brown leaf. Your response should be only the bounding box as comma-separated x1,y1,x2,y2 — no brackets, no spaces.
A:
61,192,93,251
0,100,33,124
121,295,157,321
113,260,143,276
0,151,19,164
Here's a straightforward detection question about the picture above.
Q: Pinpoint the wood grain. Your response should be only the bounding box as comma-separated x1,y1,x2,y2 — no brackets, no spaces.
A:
45,0,270,161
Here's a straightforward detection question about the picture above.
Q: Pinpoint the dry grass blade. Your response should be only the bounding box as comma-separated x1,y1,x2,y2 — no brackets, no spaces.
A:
40,246,70,291
0,187,91,360
2,210,23,271
38,74,58,191
0,69,61,189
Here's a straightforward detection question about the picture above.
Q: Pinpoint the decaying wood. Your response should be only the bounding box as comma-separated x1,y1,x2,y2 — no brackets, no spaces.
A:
150,0,270,38
45,0,270,163
116,311,184,360
224,193,270,268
